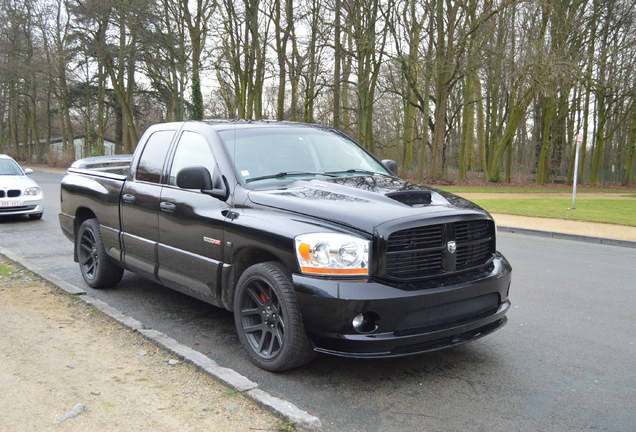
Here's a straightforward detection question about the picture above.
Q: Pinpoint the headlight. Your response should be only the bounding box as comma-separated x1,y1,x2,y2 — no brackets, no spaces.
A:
295,233,370,276
23,187,41,196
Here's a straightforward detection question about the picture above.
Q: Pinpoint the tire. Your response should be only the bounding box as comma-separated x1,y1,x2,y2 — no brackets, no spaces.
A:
28,212,43,220
233,262,316,371
76,219,124,288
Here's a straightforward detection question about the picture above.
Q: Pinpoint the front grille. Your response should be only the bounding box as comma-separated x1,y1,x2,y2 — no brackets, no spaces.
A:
385,219,494,280
455,220,495,268
387,225,443,251
0,205,36,213
456,220,490,241
394,293,500,336
0,190,21,198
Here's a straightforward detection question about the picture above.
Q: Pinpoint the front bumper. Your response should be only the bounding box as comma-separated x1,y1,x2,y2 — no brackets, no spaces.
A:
0,198,43,217
293,253,511,358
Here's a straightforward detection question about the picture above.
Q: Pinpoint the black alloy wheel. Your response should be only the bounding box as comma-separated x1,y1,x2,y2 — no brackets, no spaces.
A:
234,262,315,371
242,279,284,359
77,219,123,288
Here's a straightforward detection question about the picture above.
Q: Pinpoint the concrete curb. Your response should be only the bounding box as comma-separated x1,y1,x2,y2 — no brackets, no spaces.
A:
137,329,258,392
498,226,636,249
0,245,86,295
0,248,323,432
247,389,323,431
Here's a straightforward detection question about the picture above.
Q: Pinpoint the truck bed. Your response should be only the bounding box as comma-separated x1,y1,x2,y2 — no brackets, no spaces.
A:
67,155,133,180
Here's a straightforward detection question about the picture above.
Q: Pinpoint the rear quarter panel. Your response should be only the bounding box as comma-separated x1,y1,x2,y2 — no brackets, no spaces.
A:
60,172,126,261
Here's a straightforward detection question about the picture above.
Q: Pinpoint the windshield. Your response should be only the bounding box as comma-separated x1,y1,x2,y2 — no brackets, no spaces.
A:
0,159,24,176
218,126,390,185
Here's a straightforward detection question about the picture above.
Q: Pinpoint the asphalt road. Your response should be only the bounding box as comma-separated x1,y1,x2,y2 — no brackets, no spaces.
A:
2,171,635,432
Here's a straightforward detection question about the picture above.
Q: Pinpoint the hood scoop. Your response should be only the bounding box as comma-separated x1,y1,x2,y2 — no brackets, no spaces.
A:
386,191,432,207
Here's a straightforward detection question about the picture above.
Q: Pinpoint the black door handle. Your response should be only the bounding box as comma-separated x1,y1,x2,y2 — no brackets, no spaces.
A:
160,201,176,212
122,194,135,204
222,209,239,220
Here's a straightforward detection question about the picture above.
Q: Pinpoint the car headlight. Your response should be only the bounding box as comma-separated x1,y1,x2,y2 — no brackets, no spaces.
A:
23,187,41,196
295,233,370,276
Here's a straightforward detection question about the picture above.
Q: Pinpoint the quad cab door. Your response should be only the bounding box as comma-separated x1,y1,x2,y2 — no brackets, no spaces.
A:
157,128,229,303
120,128,176,282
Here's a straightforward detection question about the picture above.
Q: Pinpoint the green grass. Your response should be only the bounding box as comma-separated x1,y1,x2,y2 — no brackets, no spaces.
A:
472,198,636,226
222,388,239,398
0,264,12,277
278,421,297,432
439,186,629,194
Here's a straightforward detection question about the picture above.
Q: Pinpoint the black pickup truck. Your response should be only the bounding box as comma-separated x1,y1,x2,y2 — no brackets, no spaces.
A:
59,120,511,371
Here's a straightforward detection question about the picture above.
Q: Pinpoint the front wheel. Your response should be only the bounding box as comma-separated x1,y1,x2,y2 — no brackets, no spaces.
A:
76,219,124,288
233,262,315,371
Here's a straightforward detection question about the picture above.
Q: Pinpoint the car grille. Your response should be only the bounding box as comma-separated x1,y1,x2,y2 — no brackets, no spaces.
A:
384,219,495,280
0,190,22,198
0,205,36,213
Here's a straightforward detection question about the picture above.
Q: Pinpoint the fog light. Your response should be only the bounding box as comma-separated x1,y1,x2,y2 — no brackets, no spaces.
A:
351,312,379,333
352,314,365,329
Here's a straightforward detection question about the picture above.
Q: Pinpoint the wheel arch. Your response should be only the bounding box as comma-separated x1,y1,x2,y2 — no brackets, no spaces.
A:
232,259,316,370
222,246,296,311
76,217,124,288
72,207,97,262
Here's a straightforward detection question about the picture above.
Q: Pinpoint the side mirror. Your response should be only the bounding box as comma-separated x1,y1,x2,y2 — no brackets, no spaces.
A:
381,159,398,176
24,168,34,175
176,166,229,201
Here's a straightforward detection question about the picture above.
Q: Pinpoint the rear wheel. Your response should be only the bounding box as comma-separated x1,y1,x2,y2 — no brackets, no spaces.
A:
77,219,123,288
234,262,315,371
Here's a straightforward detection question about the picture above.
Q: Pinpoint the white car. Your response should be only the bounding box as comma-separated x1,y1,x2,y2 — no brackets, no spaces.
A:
0,154,44,220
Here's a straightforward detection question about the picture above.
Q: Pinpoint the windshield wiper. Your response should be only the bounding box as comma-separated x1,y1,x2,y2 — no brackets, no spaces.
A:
324,169,390,177
245,171,338,183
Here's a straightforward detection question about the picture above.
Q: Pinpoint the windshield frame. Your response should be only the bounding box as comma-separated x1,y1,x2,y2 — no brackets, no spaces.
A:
0,158,25,176
217,125,393,188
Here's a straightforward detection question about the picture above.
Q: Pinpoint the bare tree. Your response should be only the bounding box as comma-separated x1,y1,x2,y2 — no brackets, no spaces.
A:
342,0,392,152
181,0,216,120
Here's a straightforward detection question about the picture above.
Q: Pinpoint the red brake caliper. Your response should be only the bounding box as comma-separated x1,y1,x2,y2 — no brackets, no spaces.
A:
259,288,270,304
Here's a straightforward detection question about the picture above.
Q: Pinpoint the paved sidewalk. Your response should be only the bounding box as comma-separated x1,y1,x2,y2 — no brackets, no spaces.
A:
493,213,636,244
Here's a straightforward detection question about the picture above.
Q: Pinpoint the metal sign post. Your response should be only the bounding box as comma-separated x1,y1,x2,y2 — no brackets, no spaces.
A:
571,134,584,210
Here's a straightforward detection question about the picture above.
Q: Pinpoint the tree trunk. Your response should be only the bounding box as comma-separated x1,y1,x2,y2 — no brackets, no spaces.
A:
333,0,342,129
97,63,106,154
487,87,534,182
459,74,475,182
589,93,606,185
475,76,487,172
536,96,554,184
430,82,448,180
623,103,635,185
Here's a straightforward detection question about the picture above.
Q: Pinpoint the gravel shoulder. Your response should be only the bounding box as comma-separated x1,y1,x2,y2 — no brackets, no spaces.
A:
0,258,286,432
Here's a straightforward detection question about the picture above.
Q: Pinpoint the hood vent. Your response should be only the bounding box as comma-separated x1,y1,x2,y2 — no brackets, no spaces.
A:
386,191,432,207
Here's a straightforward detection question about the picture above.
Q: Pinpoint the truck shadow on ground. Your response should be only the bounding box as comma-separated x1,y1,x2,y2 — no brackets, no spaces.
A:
97,271,510,394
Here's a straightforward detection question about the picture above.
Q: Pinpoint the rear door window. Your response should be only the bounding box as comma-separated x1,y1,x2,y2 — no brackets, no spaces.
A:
136,130,175,183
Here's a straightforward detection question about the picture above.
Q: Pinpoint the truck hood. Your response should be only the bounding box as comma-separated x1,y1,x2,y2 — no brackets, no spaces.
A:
247,176,489,234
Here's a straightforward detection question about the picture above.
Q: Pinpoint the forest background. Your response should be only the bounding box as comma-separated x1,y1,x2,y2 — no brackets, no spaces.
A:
1,0,635,185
